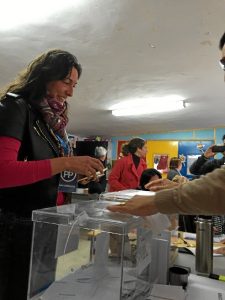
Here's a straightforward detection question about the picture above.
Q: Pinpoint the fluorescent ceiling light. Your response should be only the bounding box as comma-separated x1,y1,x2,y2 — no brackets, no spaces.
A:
111,95,186,117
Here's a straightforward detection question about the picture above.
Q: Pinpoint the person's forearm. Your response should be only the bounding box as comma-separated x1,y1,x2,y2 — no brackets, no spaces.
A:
148,197,159,215
0,160,51,188
0,136,53,188
154,166,225,215
50,157,68,175
189,155,207,175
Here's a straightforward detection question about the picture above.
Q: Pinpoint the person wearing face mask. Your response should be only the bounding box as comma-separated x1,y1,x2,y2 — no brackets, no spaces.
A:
107,31,225,217
108,138,147,191
0,49,103,300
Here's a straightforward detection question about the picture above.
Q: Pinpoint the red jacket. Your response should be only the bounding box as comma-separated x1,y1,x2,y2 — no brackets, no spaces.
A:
108,154,147,191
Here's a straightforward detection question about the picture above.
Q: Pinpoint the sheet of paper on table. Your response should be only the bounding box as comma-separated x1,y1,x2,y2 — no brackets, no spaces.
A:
146,284,186,300
183,232,225,243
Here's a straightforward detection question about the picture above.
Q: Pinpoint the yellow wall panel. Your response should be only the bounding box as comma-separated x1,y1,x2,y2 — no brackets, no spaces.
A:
146,141,178,173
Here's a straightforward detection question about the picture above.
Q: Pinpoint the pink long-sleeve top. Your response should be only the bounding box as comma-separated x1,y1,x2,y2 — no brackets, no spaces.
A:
0,136,64,205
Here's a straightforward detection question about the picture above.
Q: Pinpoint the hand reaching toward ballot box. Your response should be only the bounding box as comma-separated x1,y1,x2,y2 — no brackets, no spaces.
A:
145,176,188,192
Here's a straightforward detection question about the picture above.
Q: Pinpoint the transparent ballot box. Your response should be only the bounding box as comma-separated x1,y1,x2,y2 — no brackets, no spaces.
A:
27,201,170,300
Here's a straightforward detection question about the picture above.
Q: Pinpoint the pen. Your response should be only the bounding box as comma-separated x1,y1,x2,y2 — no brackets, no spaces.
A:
178,232,193,247
77,168,108,183
209,273,225,282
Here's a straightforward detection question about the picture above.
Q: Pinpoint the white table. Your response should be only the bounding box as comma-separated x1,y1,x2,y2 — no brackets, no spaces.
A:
187,273,225,299
175,253,225,299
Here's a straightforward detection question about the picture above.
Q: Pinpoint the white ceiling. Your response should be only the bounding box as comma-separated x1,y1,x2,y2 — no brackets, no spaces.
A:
0,0,224,137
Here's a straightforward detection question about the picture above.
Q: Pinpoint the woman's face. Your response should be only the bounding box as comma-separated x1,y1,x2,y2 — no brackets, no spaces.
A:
136,144,148,158
46,67,78,103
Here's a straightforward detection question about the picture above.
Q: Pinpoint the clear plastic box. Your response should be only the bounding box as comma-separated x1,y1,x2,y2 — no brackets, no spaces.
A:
28,201,170,300
99,189,155,202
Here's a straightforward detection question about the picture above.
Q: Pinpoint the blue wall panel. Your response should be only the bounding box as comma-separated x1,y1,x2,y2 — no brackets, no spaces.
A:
178,140,213,178
194,129,214,140
111,128,224,160
215,128,225,144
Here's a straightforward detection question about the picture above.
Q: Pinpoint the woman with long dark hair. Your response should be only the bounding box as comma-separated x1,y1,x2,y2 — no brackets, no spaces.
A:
108,137,147,191
0,49,103,300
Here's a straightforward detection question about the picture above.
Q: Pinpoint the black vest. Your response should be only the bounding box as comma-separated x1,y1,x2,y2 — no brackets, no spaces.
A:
0,94,60,217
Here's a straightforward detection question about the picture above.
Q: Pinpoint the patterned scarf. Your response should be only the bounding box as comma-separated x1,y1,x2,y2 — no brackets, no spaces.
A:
39,96,71,156
39,96,68,138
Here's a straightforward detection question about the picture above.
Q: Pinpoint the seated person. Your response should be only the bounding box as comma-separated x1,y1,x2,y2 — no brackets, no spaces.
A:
138,168,162,190
78,146,108,194
89,146,108,194
139,168,178,231
167,157,183,181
